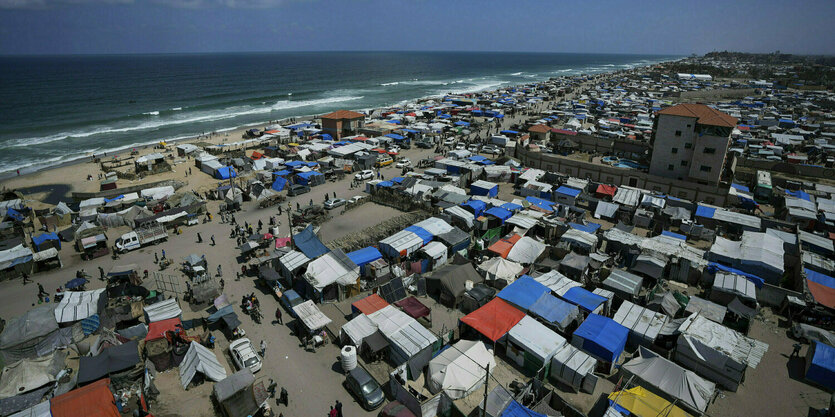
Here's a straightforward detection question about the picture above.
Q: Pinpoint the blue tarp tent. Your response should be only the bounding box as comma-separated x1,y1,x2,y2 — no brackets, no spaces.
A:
496,276,550,312
404,225,433,245
661,230,687,240
568,222,601,234
470,181,498,197
346,247,383,267
501,202,523,212
530,294,579,330
377,181,394,188
33,232,60,250
207,305,234,323
461,200,487,217
320,134,333,141
485,207,512,222
5,208,25,222
295,171,324,186
385,133,406,141
501,401,547,417
215,166,237,180
695,205,716,218
271,177,288,192
468,155,487,162
730,183,750,192
806,341,835,390
786,189,811,201
293,225,330,259
284,160,304,168
806,268,835,290
454,121,470,126
273,170,293,177
555,186,581,198
572,314,628,363
104,195,124,203
525,196,555,211
500,130,519,135
561,287,607,312
707,262,764,288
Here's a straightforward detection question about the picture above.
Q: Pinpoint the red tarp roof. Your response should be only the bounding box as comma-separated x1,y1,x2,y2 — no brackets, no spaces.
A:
352,294,389,315
460,298,525,342
487,234,521,259
250,151,264,160
596,184,617,196
145,317,183,341
395,296,431,319
808,280,835,309
51,378,120,417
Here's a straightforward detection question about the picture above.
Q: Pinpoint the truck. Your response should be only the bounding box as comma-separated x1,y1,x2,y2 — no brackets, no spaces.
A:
114,224,168,253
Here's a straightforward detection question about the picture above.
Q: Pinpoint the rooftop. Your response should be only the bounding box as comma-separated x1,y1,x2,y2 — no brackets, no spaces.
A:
321,109,365,120
657,103,738,128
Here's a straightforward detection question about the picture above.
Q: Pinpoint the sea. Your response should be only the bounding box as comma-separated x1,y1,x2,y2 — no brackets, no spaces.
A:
0,51,681,175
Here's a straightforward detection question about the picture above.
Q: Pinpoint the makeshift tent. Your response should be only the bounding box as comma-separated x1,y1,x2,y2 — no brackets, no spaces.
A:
607,387,689,417
805,341,835,390
380,230,424,258
367,306,437,376
145,317,183,342
470,180,499,197
143,298,182,323
32,233,60,251
531,271,581,296
506,236,546,264
293,300,332,331
340,314,378,347
549,343,598,392
303,248,359,297
427,340,495,399
501,401,547,417
460,298,525,342
54,288,105,323
571,314,628,367
484,207,512,223
622,347,716,414
561,287,607,313
213,369,259,417
613,301,668,347
477,257,523,283
351,294,389,316
179,341,227,388
0,245,33,271
0,305,61,363
708,232,784,285
434,263,484,307
560,229,598,251
49,378,120,417
601,269,643,302
77,341,140,385
394,296,431,320
7,399,51,417
530,294,580,333
487,234,521,259
496,276,550,312
419,241,448,271
0,351,66,400
506,316,566,374
806,268,835,309
594,201,619,220
271,177,288,192
215,166,237,180
346,246,383,274
293,225,330,259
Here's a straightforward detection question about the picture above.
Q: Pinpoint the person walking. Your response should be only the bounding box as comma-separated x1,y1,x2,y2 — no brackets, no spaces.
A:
197,233,203,243
211,235,216,246
275,307,283,325
335,400,343,417
791,343,802,358
260,340,267,357
328,406,337,417
98,266,105,281
216,265,222,277
154,252,159,264
161,249,166,260
37,283,47,297
21,272,30,285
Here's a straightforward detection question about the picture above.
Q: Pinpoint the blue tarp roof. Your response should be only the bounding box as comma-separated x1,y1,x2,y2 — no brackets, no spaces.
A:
572,313,628,363
215,166,237,180
485,207,512,221
501,202,523,212
385,120,401,124
385,133,405,140
297,171,323,179
346,247,383,267
32,232,60,250
391,177,405,184
271,177,288,192
661,230,687,240
405,225,433,245
454,121,470,126
530,293,578,325
807,341,835,390
320,134,333,141
501,401,547,417
287,123,312,130
5,208,24,222
401,129,419,133
293,224,330,259
500,130,519,135
437,113,452,119
555,186,581,198
468,155,487,162
562,287,608,312
377,181,394,188
695,205,716,218
461,200,487,217
708,262,765,288
284,160,304,167
731,183,750,192
497,276,551,312
806,268,835,290
104,195,124,203
525,196,556,211
273,170,293,177
785,189,811,201
568,222,601,234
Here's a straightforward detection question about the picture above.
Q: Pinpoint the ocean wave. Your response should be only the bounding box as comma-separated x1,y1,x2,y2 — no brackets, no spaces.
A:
442,80,509,95
510,72,523,76
172,107,182,111
143,111,160,116
380,82,400,86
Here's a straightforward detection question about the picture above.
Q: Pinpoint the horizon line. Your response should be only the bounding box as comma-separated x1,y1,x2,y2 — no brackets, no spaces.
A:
0,49,692,58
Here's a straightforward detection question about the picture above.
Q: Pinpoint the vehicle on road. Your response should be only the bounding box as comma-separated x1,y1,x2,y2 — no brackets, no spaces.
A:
288,184,311,196
388,146,400,154
324,198,346,210
375,155,393,167
355,170,374,180
468,144,480,153
482,145,502,155
455,143,466,150
443,138,455,146
230,338,262,373
415,141,433,149
280,289,305,318
347,195,367,204
345,367,384,410
395,158,412,168
114,224,168,253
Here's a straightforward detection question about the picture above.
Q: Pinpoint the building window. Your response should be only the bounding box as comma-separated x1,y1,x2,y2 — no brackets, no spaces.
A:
684,143,692,149
686,124,691,128
704,147,716,154
667,164,674,171
671,147,678,154
675,130,682,137
681,160,688,167
700,165,712,172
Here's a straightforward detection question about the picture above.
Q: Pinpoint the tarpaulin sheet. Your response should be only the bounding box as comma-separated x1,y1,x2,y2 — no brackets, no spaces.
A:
179,341,227,388
487,234,521,259
807,341,835,390
806,268,835,309
496,276,550,312
662,230,687,240
460,298,525,342
404,226,433,245
145,317,182,341
461,200,487,217
530,294,579,331
525,196,555,211
596,184,617,196
32,233,60,250
707,262,764,288
271,177,287,192
293,224,330,259
395,296,431,320
50,378,120,417
502,401,547,417
215,166,237,180
572,314,628,362
562,287,607,312
555,186,581,198
352,294,389,315
695,205,716,218
569,222,600,234
607,387,689,417
77,340,140,384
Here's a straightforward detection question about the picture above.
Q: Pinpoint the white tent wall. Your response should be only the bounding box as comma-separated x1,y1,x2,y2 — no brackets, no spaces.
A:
179,341,227,388
549,343,598,393
144,298,182,323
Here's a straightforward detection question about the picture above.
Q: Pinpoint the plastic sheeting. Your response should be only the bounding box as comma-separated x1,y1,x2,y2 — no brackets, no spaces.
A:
806,341,835,390
613,301,668,346
506,236,545,264
571,314,628,363
550,342,597,390
50,378,120,417
293,224,330,259
340,314,378,346
496,276,550,312
508,316,566,363
622,347,716,413
561,287,607,313
294,300,332,331
460,299,525,342
303,249,359,292
0,245,33,270
380,230,424,258
529,294,580,332
531,271,581,296
54,288,105,323
477,257,523,282
0,351,66,399
179,341,227,388
77,340,140,385
428,340,495,399
144,298,182,323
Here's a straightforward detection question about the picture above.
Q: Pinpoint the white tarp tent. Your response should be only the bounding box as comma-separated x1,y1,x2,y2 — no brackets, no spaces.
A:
622,347,716,414
427,340,495,399
303,249,359,292
0,351,66,399
380,230,424,258
444,206,475,229
421,241,448,268
613,301,668,347
368,305,436,368
144,298,182,323
140,186,175,201
0,245,33,271
550,343,597,391
594,201,620,219
709,232,783,284
532,270,581,296
53,288,105,323
179,341,227,388
414,217,453,236
506,236,546,264
507,316,565,364
293,300,332,331
560,229,598,250
8,400,50,417
477,257,523,283
340,314,377,346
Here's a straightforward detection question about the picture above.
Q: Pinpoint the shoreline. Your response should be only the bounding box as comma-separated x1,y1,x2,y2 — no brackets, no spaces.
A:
0,58,678,192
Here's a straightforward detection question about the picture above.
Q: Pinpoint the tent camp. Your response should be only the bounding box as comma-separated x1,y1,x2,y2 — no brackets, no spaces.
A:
805,341,835,391
367,305,437,377
621,347,716,415
0,305,61,363
708,232,784,285
53,288,105,324
0,351,66,400
302,249,359,301
506,316,566,375
496,276,551,313
144,298,182,323
427,340,495,399
477,257,523,283
460,299,525,343
571,314,628,373
77,341,140,385
179,341,227,388
213,369,262,417
433,263,484,308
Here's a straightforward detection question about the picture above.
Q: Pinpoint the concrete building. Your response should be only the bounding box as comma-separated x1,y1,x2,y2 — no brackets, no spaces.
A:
528,124,552,141
320,109,365,139
649,103,737,186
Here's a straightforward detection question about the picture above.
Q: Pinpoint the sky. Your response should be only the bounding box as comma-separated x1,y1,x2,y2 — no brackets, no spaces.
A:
0,0,833,56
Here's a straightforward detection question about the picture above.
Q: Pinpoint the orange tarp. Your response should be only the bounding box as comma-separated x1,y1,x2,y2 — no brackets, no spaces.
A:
145,317,183,341
596,184,617,197
251,151,264,160
51,378,120,417
487,234,521,259
352,293,389,315
461,298,525,342
807,279,835,309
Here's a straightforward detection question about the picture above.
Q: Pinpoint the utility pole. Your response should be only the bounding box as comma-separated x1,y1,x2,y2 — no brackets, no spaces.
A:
481,363,490,417
287,202,294,249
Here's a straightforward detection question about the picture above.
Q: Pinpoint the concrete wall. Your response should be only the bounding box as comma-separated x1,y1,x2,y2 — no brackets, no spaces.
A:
757,282,803,308
736,157,835,181
552,132,650,156
687,131,730,184
650,114,696,180
516,145,730,206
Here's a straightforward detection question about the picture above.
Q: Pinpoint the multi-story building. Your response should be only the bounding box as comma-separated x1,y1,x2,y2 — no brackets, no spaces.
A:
649,103,738,186
320,109,365,139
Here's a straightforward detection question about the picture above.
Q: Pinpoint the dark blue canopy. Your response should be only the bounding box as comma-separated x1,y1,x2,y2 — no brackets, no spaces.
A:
572,313,628,362
461,200,487,217
33,232,60,250
293,224,330,259
385,133,405,140
562,287,607,312
485,207,512,222
346,247,383,267
404,225,433,245
271,177,288,192
497,276,550,312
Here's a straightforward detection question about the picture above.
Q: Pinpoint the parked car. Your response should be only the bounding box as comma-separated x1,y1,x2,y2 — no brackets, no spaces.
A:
344,367,384,410
324,198,346,210
348,195,367,204
395,158,412,168
443,138,455,146
468,144,481,153
230,338,262,373
455,143,466,150
380,401,417,417
388,146,400,154
482,145,502,155
415,141,433,149
355,170,374,180
288,184,311,196
280,289,305,318
375,155,394,167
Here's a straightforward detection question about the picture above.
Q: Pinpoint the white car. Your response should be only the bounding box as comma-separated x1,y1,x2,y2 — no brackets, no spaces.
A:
348,195,367,204
395,158,412,168
355,170,374,180
230,338,262,373
455,143,466,150
468,144,480,153
443,138,455,146
482,145,502,155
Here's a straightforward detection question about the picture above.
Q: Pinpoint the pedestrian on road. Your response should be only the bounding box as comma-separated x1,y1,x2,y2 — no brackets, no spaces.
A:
275,307,283,325
268,379,277,398
154,252,159,264
278,205,283,215
211,235,216,246
197,233,203,243
21,272,30,285
219,278,225,290
309,198,313,206
791,343,802,358
98,266,105,281
260,340,267,357
37,292,43,304
217,265,222,277
161,249,166,260
335,400,343,417
37,283,47,297
279,387,288,406
329,406,337,417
